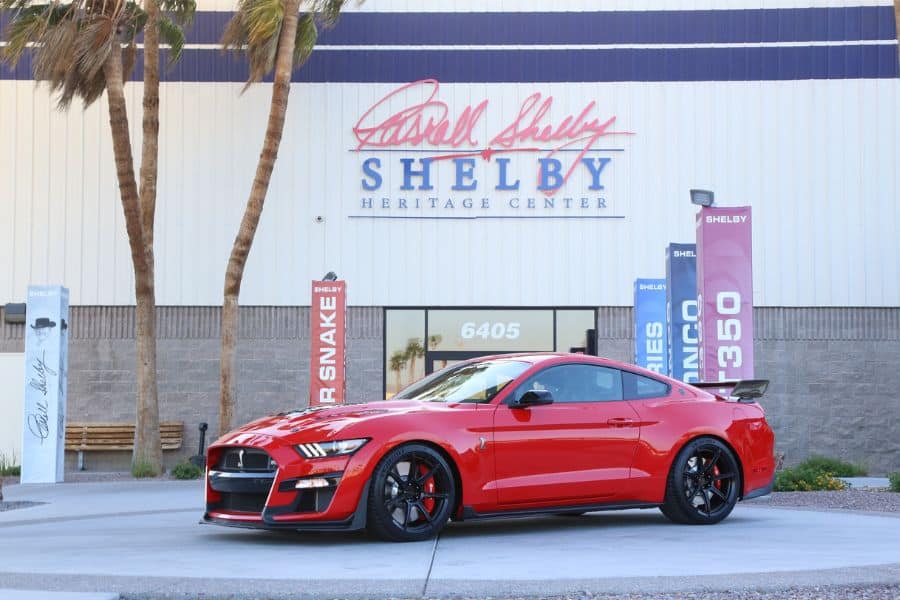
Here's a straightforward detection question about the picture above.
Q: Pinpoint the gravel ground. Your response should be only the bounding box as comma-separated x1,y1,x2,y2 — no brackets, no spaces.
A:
746,490,900,513
431,585,900,600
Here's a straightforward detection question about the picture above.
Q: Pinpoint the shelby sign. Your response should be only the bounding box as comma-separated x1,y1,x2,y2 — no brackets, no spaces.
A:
352,80,632,218
696,207,755,381
309,281,347,406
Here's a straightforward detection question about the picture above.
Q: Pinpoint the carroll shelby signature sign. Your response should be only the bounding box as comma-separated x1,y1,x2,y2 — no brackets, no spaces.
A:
351,80,634,218
22,285,69,483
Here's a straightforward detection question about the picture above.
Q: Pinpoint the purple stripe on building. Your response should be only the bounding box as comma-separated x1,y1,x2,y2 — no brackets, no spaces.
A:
2,45,898,83
4,6,893,47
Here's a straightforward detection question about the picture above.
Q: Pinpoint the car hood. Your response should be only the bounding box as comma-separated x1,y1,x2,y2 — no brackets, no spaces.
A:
216,399,457,444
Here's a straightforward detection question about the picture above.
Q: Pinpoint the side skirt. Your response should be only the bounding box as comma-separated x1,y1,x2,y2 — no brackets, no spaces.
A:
460,501,660,521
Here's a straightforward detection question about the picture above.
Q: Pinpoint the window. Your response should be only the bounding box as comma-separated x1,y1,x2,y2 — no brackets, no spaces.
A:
396,360,530,404
514,364,624,403
623,371,670,400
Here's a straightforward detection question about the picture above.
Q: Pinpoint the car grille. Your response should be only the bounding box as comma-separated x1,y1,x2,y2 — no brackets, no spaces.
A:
211,448,276,514
217,448,277,473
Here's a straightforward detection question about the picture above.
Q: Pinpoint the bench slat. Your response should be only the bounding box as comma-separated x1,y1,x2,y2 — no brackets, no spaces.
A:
64,421,184,453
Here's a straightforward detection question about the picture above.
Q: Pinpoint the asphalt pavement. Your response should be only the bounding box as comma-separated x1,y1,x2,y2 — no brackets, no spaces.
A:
0,479,899,599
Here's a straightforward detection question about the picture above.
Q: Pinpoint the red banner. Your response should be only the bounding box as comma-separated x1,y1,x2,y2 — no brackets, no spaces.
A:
309,281,347,406
696,206,755,382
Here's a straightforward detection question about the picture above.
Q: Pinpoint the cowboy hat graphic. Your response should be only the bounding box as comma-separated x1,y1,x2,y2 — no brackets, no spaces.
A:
31,317,56,329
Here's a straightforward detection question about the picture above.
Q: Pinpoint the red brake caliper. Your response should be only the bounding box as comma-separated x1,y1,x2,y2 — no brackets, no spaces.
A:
420,465,436,513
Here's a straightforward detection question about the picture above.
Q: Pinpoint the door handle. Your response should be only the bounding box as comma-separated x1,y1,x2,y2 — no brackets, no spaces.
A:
607,417,637,427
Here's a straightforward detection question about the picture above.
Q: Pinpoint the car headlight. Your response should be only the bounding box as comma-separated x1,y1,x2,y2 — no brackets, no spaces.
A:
295,438,369,459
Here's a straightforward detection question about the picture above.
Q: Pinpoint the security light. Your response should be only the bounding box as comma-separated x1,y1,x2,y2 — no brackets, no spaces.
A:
322,272,338,282
3,303,25,324
690,189,715,207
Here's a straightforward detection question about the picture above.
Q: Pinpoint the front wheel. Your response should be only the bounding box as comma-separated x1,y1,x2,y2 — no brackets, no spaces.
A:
366,443,456,542
660,437,741,525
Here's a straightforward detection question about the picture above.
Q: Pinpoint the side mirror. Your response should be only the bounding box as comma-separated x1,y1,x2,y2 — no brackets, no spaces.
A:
512,389,554,408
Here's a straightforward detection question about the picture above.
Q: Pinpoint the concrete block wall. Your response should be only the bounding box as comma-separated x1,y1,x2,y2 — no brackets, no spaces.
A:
2,305,898,474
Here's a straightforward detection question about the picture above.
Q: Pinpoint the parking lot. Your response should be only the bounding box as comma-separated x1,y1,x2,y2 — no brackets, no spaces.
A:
1,480,899,599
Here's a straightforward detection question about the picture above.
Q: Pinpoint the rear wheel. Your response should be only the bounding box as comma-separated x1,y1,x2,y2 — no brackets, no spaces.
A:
660,437,741,525
366,443,456,542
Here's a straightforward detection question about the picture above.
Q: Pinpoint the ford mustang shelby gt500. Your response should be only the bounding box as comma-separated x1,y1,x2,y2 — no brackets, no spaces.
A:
204,353,774,541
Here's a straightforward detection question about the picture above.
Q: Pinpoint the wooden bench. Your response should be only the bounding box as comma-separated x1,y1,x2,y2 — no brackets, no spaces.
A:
65,421,184,470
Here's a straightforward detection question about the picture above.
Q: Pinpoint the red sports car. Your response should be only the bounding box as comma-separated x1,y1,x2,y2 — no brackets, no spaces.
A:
204,353,774,541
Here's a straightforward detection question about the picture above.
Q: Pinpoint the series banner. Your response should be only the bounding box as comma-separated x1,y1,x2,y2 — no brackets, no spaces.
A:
696,206,755,382
633,279,668,375
309,280,347,407
666,244,699,383
22,285,69,484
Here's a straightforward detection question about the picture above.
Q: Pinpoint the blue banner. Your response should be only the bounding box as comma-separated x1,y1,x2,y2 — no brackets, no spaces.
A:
666,244,699,383
634,279,668,375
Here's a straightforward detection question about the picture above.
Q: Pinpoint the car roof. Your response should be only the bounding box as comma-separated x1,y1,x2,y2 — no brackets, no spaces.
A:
472,352,697,390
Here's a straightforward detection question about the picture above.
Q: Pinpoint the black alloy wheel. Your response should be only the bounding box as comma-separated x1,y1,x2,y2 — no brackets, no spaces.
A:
660,437,741,525
366,443,456,542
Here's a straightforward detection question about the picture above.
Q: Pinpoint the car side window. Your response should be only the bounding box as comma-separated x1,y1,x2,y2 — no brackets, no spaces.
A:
622,371,670,400
514,364,624,403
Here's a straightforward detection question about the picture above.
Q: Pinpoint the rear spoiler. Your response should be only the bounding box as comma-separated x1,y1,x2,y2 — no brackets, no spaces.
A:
692,379,769,402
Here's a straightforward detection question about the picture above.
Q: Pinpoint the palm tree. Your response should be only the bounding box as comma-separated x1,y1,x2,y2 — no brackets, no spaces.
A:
388,351,407,398
217,0,349,435
1,0,194,474
404,338,424,384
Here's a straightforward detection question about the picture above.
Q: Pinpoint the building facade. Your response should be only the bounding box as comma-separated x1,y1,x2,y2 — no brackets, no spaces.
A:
1,0,899,472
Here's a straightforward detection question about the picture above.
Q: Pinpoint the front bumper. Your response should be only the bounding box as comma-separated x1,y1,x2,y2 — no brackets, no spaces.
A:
203,440,375,531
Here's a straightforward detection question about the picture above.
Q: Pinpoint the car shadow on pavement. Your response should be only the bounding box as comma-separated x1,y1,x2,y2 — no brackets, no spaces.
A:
199,509,765,545
440,508,763,538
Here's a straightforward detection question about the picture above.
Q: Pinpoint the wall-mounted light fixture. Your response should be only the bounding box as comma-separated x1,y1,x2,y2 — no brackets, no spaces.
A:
3,303,26,324
322,272,338,282
690,189,715,207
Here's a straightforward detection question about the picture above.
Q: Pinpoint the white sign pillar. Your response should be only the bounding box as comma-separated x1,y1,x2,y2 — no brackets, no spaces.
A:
21,285,69,483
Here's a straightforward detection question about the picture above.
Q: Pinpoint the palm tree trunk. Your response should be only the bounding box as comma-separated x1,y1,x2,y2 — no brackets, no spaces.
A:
103,46,162,474
219,0,302,435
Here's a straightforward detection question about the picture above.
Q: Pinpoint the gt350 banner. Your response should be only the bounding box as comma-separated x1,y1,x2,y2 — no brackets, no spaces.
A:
696,207,755,382
309,281,347,406
634,279,668,375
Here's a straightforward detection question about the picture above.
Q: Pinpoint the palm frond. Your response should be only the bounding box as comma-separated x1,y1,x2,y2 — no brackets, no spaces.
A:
157,12,185,62
160,0,195,27
291,11,316,67
1,5,49,63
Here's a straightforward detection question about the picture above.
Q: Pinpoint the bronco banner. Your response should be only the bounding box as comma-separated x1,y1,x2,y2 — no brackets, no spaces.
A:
666,244,699,383
633,279,668,375
309,281,347,406
696,207,755,382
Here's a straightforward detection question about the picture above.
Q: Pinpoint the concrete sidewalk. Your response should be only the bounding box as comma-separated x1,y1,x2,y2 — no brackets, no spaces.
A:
1,480,899,599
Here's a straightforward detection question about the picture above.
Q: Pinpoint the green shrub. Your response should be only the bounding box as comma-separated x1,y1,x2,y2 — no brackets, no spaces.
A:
131,460,159,478
773,454,864,492
0,452,20,476
774,466,848,491
889,473,900,493
799,455,867,477
171,461,203,480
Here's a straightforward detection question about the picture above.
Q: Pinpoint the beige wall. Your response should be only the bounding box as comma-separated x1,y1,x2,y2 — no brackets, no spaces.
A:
0,353,25,467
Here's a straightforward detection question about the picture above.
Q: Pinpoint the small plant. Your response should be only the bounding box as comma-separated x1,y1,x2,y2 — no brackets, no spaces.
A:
800,455,867,477
775,467,848,491
0,451,20,477
171,461,203,480
889,473,900,493
131,460,159,478
772,454,867,491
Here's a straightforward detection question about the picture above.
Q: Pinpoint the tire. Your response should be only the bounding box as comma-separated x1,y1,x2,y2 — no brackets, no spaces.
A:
660,437,741,525
366,443,456,542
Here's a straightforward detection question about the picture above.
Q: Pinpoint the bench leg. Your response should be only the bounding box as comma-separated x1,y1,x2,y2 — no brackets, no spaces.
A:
78,451,85,471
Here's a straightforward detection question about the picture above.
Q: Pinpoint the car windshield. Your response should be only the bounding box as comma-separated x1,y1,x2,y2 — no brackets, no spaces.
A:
395,360,530,403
